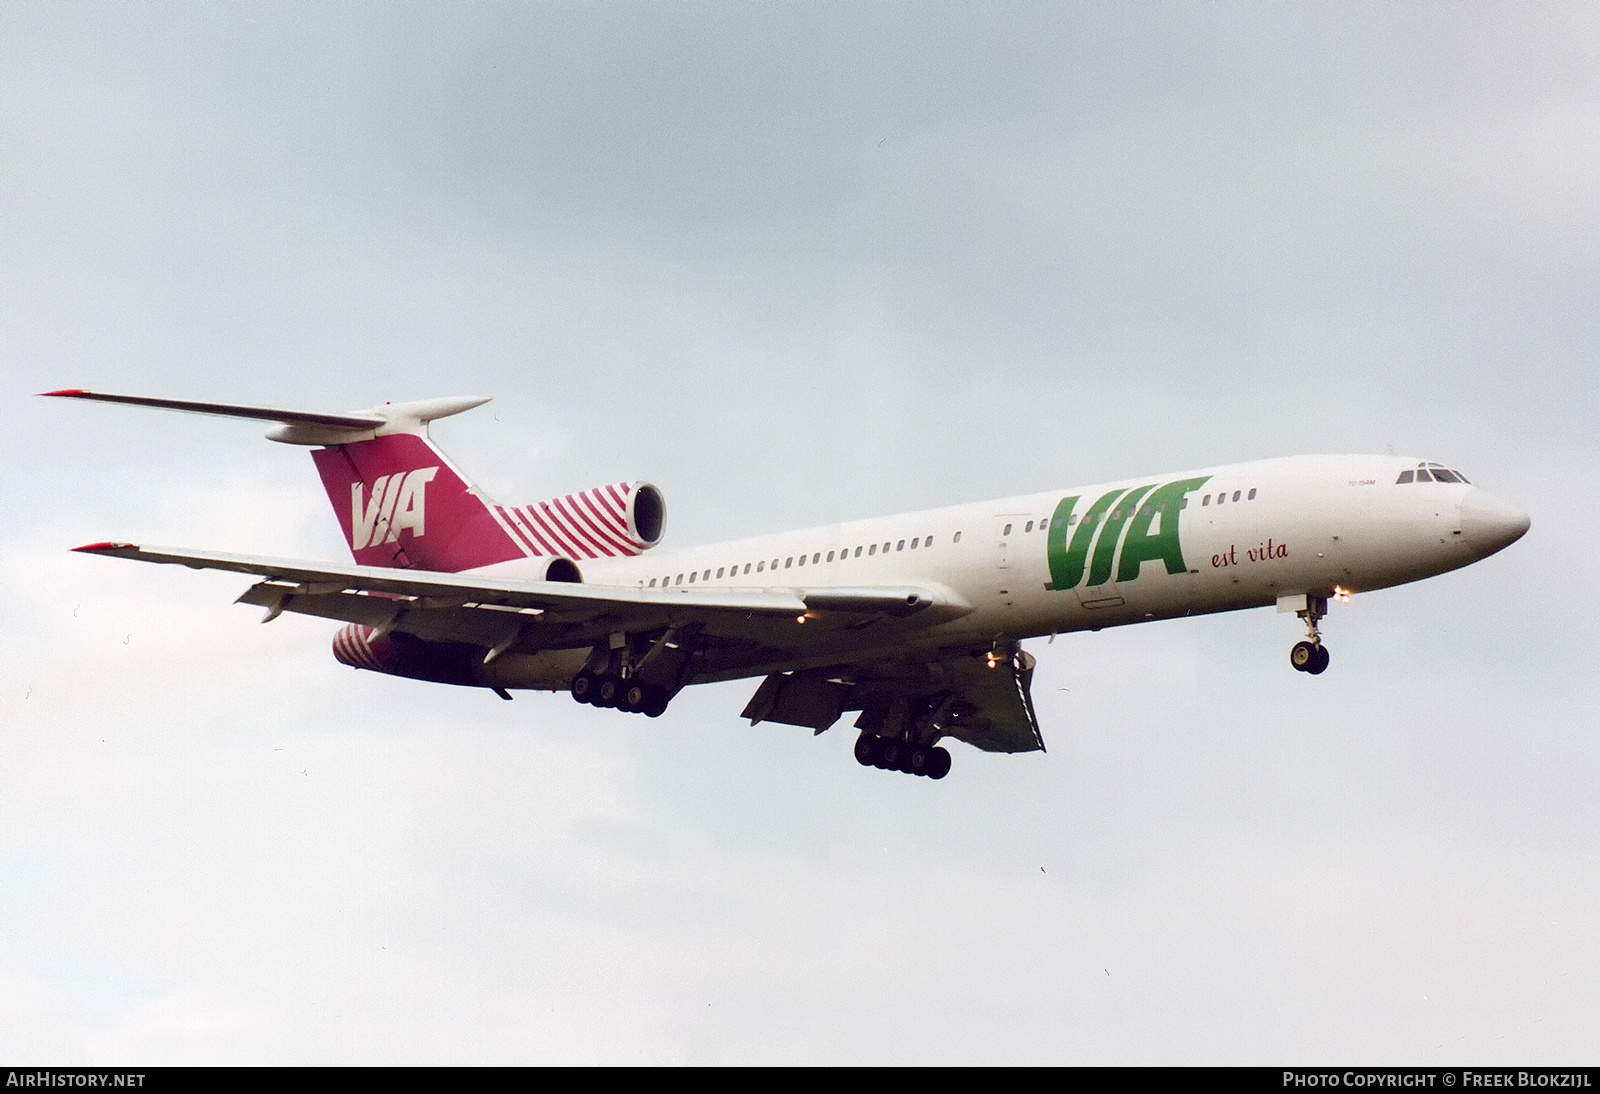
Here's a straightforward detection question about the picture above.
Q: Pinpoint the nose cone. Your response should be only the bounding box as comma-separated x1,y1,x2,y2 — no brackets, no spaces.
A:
1459,488,1531,560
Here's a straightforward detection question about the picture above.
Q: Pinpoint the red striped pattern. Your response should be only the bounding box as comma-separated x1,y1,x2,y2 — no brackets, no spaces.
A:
332,624,389,671
496,481,646,559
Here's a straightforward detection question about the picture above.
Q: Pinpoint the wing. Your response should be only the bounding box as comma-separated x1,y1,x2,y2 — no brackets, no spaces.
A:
74,541,1034,753
71,541,969,660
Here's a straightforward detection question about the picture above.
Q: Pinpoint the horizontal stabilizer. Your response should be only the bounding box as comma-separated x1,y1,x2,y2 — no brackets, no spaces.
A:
40,390,490,445
40,390,384,430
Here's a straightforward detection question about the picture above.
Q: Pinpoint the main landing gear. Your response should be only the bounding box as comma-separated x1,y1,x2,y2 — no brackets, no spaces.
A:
854,733,952,779
570,670,670,717
1289,594,1331,675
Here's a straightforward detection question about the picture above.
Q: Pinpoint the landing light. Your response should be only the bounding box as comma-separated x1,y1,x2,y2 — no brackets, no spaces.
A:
1333,585,1353,603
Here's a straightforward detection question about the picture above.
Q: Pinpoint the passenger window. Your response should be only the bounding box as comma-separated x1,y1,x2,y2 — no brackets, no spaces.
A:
649,578,657,588
909,538,917,549
675,574,683,585
1397,471,1414,484
812,553,820,564
757,561,764,573
744,564,751,575
798,555,806,566
897,540,905,551
1180,498,1187,509
869,544,877,556
1002,524,1012,536
827,551,835,562
1248,488,1257,500
716,567,724,579
954,531,962,544
688,572,696,583
1202,495,1210,506
1025,521,1033,533
925,536,933,547
1217,494,1225,506
1232,491,1240,502
785,558,793,568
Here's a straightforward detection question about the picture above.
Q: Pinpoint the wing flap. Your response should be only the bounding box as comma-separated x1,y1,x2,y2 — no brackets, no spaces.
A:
930,649,1044,754
830,646,1045,753
235,583,529,646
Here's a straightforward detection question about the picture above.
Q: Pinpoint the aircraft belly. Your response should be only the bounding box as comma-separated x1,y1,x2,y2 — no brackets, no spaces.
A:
480,647,591,691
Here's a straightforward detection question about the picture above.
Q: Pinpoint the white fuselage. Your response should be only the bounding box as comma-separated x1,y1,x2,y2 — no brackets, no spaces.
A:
467,454,1527,689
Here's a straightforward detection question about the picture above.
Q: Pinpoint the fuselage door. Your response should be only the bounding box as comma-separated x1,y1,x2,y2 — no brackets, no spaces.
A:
994,515,1028,569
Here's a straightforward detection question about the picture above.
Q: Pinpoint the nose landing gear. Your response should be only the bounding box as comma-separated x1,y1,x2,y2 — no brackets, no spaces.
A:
1289,594,1331,675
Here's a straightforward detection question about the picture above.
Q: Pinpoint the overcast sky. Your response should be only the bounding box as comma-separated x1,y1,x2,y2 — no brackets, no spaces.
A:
3,1,1596,1064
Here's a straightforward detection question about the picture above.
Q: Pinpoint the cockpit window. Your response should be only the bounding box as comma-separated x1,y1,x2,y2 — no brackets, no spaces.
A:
1398,462,1471,485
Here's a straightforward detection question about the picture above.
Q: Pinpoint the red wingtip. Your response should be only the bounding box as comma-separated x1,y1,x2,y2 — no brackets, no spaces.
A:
73,541,131,553
39,388,89,397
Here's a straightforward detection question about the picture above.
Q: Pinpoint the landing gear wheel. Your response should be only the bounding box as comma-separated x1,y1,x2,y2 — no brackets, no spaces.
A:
641,685,669,718
1306,645,1330,675
855,735,951,779
622,683,647,713
595,676,620,708
1290,641,1318,672
570,670,597,704
909,745,932,776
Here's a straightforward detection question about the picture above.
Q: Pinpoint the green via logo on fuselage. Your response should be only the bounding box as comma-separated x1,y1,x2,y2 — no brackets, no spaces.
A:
1046,477,1211,591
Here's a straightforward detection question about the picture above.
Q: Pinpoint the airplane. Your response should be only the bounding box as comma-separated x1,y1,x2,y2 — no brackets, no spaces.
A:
43,389,1531,780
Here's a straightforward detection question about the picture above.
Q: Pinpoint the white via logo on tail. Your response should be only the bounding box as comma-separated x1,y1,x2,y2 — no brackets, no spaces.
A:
350,467,439,549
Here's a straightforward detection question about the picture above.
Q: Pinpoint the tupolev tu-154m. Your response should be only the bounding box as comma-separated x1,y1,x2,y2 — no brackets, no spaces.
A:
45,390,1530,780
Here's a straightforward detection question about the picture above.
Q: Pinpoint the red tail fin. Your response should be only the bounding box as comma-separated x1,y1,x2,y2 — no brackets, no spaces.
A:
41,389,665,574
311,434,527,571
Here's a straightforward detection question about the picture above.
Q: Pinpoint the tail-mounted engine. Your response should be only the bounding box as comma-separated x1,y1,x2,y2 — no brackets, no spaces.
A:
494,481,665,561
